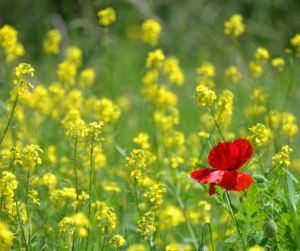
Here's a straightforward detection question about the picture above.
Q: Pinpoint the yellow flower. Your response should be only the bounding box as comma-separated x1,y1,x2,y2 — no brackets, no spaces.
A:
249,61,263,78
0,221,13,248
224,14,245,37
146,49,165,68
144,182,166,210
40,173,57,190
79,68,96,88
97,7,116,26
272,57,285,71
255,47,269,60
248,244,264,251
194,85,217,106
290,34,300,51
248,123,268,147
43,29,62,54
141,19,161,46
137,211,156,237
159,206,185,230
109,234,125,248
224,65,242,83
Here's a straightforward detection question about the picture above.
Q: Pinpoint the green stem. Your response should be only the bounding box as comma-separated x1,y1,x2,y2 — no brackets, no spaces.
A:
201,223,215,251
256,147,266,178
0,93,19,146
225,191,246,251
25,171,31,250
282,54,295,112
86,136,95,251
101,224,108,251
209,105,226,142
14,196,28,250
72,136,79,251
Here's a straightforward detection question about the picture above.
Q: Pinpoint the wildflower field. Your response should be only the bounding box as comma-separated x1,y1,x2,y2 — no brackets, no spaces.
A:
0,1,300,250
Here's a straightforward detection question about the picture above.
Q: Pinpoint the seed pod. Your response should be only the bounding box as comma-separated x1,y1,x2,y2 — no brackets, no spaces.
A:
253,174,268,183
264,219,277,238
198,243,209,251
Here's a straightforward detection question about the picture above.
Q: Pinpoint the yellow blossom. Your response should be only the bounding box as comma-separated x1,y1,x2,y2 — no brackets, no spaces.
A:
194,85,217,106
109,234,125,248
43,29,62,54
224,14,245,37
248,123,268,147
97,7,116,26
141,19,161,46
146,49,165,68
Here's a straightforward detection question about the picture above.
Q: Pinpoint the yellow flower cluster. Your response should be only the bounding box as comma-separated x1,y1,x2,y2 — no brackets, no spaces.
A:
224,65,242,84
0,24,25,63
109,234,126,248
144,182,166,210
137,211,156,237
2,144,42,171
133,133,151,150
194,85,217,107
214,90,234,128
141,19,161,46
0,171,18,207
248,123,268,147
196,61,216,88
28,190,41,205
272,57,285,71
146,49,165,69
97,7,116,26
70,212,90,238
224,14,245,37
79,68,96,88
0,221,13,249
94,98,121,124
72,191,90,211
125,149,146,181
272,145,293,168
8,201,28,223
43,29,62,54
97,206,117,232
166,243,192,251
248,245,264,251
57,46,82,88
290,34,300,52
265,110,298,141
163,57,185,86
12,63,35,96
57,217,75,238
244,88,269,118
249,48,269,78
159,206,185,230
50,188,77,209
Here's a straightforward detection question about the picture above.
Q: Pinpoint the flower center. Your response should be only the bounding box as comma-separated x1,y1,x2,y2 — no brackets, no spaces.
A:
226,168,232,172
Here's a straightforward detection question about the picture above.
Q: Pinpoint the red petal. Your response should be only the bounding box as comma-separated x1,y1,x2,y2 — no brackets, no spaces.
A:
209,183,216,196
191,168,224,184
233,172,253,191
208,142,242,171
218,171,253,192
233,139,254,170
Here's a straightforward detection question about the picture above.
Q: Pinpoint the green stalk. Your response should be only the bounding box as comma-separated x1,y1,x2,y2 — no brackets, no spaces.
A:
225,191,246,251
72,136,79,251
256,146,266,178
201,223,215,251
101,224,109,251
86,135,95,251
25,171,31,250
209,105,226,142
282,54,295,112
14,195,28,250
0,92,19,146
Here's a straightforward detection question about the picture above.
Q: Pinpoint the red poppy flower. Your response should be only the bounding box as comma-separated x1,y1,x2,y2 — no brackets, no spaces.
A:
191,139,254,196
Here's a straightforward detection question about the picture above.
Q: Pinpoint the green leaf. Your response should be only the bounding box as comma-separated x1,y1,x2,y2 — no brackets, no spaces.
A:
176,172,204,190
208,134,216,148
283,168,298,184
248,224,263,234
224,235,239,243
286,174,297,214
236,211,247,223
195,162,207,169
250,210,270,223
242,182,260,217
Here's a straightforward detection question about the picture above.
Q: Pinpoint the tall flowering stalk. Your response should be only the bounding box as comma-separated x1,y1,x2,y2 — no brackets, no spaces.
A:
0,63,34,146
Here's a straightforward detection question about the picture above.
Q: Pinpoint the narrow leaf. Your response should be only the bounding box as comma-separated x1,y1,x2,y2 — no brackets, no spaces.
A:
208,134,216,148
176,172,204,190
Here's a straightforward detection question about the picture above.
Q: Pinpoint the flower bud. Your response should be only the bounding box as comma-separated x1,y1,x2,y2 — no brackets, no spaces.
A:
253,174,268,183
264,219,277,238
198,243,209,251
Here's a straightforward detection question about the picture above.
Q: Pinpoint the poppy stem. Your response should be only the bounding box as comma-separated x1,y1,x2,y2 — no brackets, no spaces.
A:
209,105,226,142
201,223,215,251
225,191,247,251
